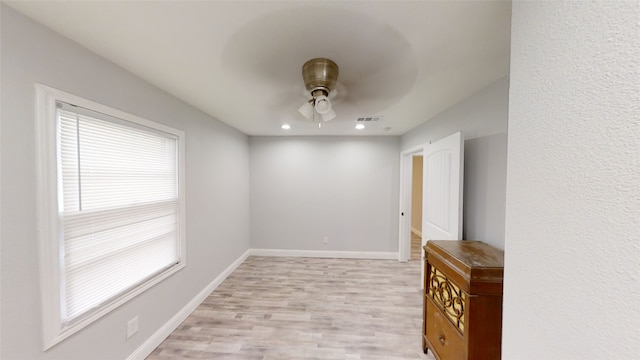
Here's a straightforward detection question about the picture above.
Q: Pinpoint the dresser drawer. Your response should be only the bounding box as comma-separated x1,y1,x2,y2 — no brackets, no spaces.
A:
425,298,465,359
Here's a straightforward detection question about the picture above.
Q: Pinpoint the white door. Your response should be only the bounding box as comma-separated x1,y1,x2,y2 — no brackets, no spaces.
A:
421,132,464,284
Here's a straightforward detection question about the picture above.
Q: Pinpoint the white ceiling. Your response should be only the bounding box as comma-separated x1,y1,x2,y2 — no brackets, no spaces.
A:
6,1,511,136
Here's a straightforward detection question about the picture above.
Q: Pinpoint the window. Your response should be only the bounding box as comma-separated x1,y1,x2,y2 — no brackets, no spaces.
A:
36,85,185,349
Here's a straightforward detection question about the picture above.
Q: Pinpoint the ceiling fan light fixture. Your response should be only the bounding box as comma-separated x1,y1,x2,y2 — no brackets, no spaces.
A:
302,58,338,93
298,101,314,120
314,95,331,114
322,108,336,121
299,58,339,123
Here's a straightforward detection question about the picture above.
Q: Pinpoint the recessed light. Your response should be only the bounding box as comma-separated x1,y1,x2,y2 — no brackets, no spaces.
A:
355,124,365,130
281,124,291,130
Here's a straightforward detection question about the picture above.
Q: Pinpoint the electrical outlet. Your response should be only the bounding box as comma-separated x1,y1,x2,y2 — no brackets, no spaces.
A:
127,316,139,339
323,236,329,244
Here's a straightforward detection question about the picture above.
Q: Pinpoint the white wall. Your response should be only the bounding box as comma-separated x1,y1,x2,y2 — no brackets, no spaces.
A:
401,77,509,249
1,6,250,360
250,136,400,253
504,2,639,359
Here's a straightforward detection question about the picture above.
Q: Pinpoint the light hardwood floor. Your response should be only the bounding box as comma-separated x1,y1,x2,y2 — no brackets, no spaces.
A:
147,236,431,360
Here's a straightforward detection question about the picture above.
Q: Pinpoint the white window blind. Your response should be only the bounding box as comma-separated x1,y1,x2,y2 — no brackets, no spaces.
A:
57,102,181,323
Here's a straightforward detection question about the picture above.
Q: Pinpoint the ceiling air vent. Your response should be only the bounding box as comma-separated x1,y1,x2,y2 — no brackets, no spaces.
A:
356,116,382,122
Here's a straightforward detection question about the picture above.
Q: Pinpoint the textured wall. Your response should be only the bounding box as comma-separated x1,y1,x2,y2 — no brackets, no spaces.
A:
503,1,640,358
250,136,400,252
1,6,251,359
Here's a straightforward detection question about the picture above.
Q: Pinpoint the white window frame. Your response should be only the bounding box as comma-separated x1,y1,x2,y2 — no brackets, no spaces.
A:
35,84,186,350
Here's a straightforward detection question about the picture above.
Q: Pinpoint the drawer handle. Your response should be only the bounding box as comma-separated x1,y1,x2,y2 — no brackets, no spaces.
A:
438,331,446,345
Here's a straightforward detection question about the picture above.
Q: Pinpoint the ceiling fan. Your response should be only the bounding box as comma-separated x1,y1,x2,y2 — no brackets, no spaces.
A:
298,58,339,122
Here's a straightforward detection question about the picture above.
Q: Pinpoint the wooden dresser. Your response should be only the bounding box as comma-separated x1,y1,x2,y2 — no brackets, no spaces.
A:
423,240,504,360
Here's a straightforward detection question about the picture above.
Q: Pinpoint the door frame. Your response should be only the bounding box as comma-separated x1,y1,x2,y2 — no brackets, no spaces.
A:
398,144,426,262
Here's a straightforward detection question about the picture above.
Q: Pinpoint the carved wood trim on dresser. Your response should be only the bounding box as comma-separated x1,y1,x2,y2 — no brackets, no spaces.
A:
423,240,504,360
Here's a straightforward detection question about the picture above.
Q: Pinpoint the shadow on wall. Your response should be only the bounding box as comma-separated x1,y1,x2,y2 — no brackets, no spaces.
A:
462,133,507,250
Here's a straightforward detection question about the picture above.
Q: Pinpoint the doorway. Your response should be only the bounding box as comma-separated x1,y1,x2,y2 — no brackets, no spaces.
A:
398,132,465,265
398,145,424,262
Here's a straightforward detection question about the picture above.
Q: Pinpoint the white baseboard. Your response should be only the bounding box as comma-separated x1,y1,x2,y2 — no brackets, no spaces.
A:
126,249,251,360
249,248,398,260
411,227,422,237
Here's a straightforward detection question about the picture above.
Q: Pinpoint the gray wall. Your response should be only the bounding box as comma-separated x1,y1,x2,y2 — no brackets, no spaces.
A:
463,134,507,248
401,77,509,249
401,77,509,150
1,6,251,359
250,136,400,252
503,2,640,358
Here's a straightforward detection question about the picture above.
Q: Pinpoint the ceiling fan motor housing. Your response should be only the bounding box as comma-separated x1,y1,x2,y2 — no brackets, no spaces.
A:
302,58,339,95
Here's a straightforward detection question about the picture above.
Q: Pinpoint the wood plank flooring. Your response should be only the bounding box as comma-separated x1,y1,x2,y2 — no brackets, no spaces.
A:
147,237,432,360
